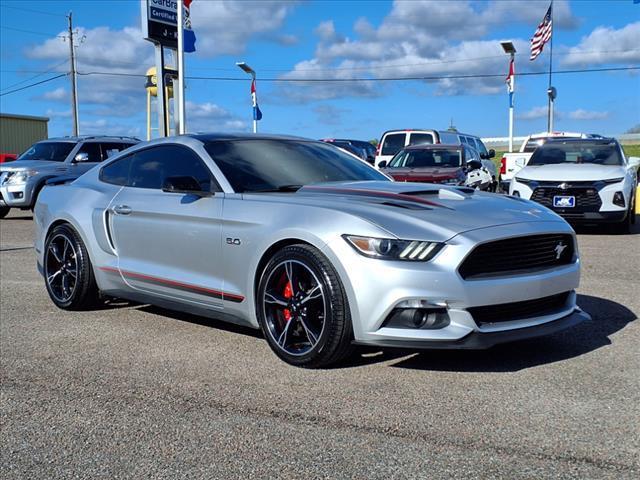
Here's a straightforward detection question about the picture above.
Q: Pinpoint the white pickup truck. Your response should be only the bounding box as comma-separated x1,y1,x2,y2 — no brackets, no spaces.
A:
499,132,597,192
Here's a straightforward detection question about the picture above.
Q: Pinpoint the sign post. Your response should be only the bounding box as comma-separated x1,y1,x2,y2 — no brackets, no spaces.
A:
141,0,178,137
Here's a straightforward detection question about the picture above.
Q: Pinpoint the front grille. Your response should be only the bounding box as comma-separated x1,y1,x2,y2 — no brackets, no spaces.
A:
468,291,571,326
531,184,602,213
458,234,575,279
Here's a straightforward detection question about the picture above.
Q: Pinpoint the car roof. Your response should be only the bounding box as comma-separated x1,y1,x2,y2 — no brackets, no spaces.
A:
41,135,140,143
191,132,313,143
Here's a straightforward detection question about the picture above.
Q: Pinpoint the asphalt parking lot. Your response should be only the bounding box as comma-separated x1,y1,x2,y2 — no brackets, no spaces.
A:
1,209,638,479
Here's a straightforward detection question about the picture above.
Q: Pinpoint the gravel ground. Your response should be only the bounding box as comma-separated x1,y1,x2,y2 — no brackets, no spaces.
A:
1,209,638,479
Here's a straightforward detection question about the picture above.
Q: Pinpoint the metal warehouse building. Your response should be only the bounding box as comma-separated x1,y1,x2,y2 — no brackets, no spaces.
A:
0,113,49,155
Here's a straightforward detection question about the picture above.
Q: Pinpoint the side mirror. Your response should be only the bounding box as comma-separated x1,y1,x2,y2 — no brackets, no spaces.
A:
466,160,482,171
488,149,496,158
162,176,211,197
628,156,640,169
378,160,388,168
74,152,90,163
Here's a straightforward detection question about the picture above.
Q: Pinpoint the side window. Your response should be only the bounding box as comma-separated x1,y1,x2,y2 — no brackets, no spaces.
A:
100,154,134,186
76,143,102,162
381,133,406,156
161,145,214,191
100,143,133,160
473,138,487,156
129,148,165,189
128,145,214,191
408,133,434,146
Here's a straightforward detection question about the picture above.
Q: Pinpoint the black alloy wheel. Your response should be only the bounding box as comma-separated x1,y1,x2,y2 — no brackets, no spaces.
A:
257,244,353,368
44,224,99,310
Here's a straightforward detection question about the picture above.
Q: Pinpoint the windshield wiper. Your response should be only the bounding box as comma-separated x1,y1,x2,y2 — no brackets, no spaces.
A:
247,184,303,193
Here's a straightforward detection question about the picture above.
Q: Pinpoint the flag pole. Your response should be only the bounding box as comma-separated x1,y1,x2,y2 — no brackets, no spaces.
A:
547,0,554,132
177,0,186,134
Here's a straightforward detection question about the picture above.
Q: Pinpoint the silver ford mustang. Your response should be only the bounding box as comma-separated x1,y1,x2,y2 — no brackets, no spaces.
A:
34,134,590,367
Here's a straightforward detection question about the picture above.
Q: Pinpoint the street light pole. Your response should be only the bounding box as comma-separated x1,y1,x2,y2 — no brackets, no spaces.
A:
501,41,517,153
236,62,257,133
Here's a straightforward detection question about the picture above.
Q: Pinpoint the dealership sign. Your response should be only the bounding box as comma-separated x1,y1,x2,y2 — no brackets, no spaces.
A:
141,0,178,48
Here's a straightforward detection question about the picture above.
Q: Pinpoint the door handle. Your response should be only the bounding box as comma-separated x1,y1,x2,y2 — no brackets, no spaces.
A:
112,205,132,215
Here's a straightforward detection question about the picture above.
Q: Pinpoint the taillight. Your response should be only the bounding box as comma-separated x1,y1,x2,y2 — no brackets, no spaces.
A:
375,142,381,156
500,157,506,175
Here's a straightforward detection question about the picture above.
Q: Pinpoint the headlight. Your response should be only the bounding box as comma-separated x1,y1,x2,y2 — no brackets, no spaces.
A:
514,177,531,184
6,170,37,184
343,235,443,261
602,177,624,185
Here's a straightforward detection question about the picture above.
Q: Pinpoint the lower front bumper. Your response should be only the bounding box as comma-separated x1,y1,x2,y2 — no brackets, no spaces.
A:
353,308,590,350
556,210,627,223
0,185,31,208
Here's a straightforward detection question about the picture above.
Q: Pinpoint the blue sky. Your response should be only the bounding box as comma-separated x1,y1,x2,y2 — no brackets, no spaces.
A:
1,0,638,141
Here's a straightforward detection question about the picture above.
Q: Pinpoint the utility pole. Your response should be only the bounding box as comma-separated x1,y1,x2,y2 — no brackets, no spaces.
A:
67,11,79,136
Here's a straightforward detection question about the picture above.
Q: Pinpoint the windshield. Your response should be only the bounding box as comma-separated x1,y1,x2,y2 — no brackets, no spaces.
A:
204,139,388,193
388,149,462,168
528,141,623,166
18,142,75,162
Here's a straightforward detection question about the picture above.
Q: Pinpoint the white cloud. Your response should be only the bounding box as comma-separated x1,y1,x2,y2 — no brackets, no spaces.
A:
45,108,71,118
516,107,610,121
191,0,297,56
185,101,247,132
567,109,609,121
562,22,640,67
40,87,68,101
277,0,578,102
517,106,549,120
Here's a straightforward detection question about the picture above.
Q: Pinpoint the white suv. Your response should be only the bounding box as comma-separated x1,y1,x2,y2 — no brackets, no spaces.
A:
510,138,639,232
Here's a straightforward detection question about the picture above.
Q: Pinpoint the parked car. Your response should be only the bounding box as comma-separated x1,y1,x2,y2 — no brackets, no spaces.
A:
0,136,138,218
322,139,376,164
320,139,368,163
509,137,639,232
35,133,589,368
499,131,599,192
0,153,18,163
374,129,495,168
380,144,496,191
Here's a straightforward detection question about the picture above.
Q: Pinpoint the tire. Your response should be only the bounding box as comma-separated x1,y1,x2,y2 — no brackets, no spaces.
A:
44,223,100,310
256,244,354,368
0,206,9,218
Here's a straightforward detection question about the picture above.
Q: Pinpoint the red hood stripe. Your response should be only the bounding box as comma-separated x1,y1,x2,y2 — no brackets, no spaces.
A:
302,186,452,209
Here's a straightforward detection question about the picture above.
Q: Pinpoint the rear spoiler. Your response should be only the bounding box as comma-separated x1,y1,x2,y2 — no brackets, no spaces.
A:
45,175,77,186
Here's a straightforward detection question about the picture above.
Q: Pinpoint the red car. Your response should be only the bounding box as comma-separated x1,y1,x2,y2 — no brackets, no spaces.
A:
380,144,484,185
0,153,17,163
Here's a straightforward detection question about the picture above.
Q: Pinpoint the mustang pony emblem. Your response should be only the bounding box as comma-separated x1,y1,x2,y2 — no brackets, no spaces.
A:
554,242,567,259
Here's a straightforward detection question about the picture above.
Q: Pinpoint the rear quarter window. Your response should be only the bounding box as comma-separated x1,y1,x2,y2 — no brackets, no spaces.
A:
380,133,406,156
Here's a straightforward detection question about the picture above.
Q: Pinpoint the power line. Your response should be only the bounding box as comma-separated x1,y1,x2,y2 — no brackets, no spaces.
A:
0,25,62,37
75,65,640,82
0,59,68,92
0,74,67,97
0,4,65,18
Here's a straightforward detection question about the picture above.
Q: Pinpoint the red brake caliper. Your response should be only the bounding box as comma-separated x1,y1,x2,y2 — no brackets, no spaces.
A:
283,281,293,322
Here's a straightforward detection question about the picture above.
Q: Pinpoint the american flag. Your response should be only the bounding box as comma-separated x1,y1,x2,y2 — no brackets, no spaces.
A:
505,58,515,107
530,3,553,61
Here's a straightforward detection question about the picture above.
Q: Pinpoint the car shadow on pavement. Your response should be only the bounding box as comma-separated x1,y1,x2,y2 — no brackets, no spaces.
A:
572,215,639,236
385,294,637,372
0,214,33,221
137,304,264,339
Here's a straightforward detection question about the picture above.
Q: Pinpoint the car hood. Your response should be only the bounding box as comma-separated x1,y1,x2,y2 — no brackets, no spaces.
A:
517,163,625,181
0,160,62,172
244,181,566,242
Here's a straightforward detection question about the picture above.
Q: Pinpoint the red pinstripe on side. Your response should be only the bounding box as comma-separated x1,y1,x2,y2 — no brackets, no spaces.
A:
98,266,244,303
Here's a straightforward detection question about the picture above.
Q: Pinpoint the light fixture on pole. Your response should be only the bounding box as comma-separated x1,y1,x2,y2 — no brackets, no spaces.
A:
501,41,517,153
236,62,260,133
